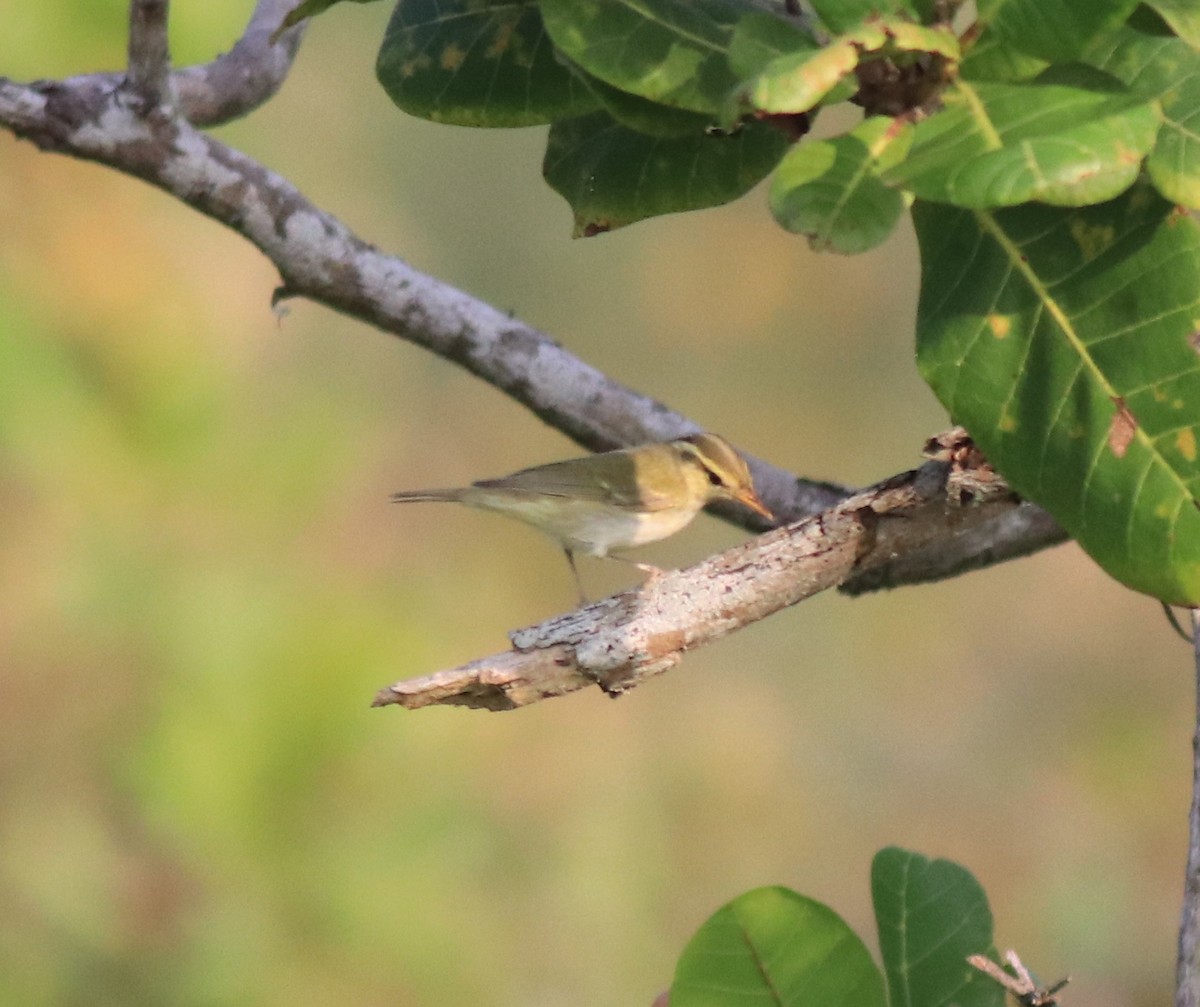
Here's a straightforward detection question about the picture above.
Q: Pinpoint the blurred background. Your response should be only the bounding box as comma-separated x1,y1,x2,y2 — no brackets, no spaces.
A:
0,3,1191,1005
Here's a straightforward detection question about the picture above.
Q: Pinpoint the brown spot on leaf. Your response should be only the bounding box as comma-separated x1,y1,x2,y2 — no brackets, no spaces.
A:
1178,427,1197,463
1108,397,1137,458
400,54,430,79
1114,142,1141,165
441,43,466,71
1189,330,1200,354
987,314,1010,339
581,221,611,237
487,20,515,59
1069,218,1114,261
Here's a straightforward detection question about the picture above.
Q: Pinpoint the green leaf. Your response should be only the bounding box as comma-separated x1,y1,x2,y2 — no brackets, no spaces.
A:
982,0,1140,62
885,78,1159,208
572,68,715,137
272,0,382,41
671,886,886,1007
1145,0,1200,50
914,185,1200,605
375,0,599,127
543,111,788,235
909,0,943,23
882,21,962,61
740,32,872,115
539,0,747,115
1084,20,1200,209
739,32,870,115
808,0,918,36
872,848,1003,1007
770,117,909,254
727,11,819,80
958,30,1050,82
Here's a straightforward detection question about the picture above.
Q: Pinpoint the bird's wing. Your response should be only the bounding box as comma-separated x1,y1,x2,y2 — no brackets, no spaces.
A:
473,455,678,511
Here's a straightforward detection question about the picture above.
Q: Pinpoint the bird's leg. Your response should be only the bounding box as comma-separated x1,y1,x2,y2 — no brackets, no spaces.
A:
605,555,667,583
563,549,589,605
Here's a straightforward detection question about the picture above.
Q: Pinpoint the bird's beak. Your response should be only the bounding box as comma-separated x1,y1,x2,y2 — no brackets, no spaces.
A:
736,488,774,523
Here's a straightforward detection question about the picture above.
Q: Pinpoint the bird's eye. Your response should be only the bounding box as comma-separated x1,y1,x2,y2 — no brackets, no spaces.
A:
707,470,724,487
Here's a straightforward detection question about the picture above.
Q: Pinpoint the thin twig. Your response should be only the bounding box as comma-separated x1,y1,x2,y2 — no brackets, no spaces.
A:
172,0,305,127
56,0,303,128
1178,607,1200,1007
969,951,1068,1007
126,0,172,108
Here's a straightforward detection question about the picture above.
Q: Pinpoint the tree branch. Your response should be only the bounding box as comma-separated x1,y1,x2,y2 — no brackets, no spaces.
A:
0,16,1068,601
1178,606,1200,1007
373,441,1041,711
0,63,845,522
173,0,305,127
127,0,172,109
51,0,303,129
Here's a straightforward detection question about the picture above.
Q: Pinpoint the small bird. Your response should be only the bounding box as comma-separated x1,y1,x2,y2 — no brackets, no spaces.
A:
391,433,773,600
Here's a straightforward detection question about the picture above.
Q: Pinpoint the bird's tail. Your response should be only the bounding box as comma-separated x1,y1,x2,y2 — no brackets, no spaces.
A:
389,489,466,504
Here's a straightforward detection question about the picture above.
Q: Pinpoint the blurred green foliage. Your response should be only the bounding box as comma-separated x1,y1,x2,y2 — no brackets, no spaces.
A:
0,4,1193,1007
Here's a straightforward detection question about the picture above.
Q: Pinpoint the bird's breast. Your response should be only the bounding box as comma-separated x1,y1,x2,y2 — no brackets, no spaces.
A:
459,491,701,556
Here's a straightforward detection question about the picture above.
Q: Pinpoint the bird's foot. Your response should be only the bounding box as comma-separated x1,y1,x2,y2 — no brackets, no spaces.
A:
632,562,667,582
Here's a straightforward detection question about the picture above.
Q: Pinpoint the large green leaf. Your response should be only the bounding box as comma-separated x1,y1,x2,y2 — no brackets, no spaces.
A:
543,111,788,235
671,886,886,1007
1145,0,1200,50
770,117,909,254
539,0,748,115
958,29,1049,82
1084,18,1200,209
914,185,1200,605
980,0,1140,62
807,0,918,36
375,0,598,126
885,78,1159,208
735,22,885,118
727,11,819,81
872,848,1003,1007
571,67,715,137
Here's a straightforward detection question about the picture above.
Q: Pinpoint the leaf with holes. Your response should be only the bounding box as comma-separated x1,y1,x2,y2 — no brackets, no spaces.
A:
1084,17,1200,210
885,77,1159,208
375,0,598,126
770,117,909,254
914,184,1200,605
872,848,1003,1007
671,886,886,1007
543,111,788,235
